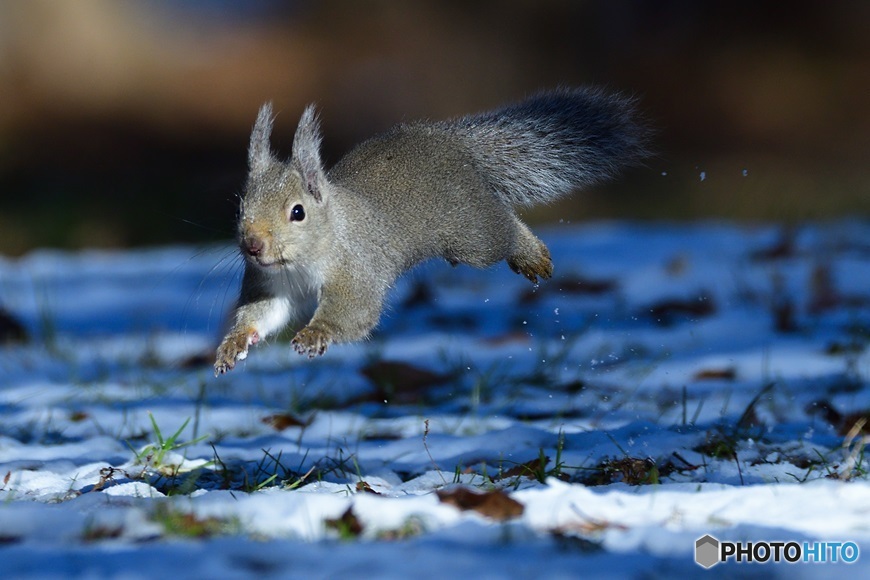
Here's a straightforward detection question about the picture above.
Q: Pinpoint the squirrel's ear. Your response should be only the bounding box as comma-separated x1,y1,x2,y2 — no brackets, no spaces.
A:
249,102,275,174
291,104,326,202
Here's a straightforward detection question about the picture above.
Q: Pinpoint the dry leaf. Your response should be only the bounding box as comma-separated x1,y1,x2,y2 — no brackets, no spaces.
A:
69,411,90,422
501,456,548,479
325,507,364,537
692,368,736,381
355,481,380,495
581,457,661,486
436,487,524,520
261,413,311,431
481,331,531,346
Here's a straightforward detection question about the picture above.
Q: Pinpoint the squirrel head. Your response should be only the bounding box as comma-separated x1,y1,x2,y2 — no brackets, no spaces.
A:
238,102,333,271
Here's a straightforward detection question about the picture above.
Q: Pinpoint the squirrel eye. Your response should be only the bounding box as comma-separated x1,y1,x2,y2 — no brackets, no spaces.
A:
289,204,306,222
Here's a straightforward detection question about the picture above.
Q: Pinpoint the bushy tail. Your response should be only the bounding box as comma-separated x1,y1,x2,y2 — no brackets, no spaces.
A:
444,87,651,207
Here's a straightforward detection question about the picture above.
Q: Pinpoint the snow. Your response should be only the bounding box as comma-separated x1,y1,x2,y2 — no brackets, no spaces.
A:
1,221,869,577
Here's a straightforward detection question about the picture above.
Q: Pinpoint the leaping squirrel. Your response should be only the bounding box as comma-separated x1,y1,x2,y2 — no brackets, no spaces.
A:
215,88,650,375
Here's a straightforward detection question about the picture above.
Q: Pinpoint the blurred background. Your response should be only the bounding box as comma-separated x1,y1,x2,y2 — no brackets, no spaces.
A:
0,0,867,254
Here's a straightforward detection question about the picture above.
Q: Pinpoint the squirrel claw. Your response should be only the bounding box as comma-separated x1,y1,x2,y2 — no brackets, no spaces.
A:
214,360,233,376
292,326,330,358
508,242,553,284
508,257,553,284
214,350,237,376
214,330,255,376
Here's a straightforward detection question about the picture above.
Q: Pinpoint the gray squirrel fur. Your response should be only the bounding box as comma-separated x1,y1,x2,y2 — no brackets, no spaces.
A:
215,87,649,374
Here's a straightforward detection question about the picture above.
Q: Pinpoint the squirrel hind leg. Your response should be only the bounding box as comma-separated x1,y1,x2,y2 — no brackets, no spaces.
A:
507,220,553,284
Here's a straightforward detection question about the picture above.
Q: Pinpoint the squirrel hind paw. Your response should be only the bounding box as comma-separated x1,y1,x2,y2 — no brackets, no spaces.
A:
507,249,553,284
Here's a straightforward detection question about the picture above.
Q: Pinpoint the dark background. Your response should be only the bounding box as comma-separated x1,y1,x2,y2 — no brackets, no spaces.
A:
1,0,867,254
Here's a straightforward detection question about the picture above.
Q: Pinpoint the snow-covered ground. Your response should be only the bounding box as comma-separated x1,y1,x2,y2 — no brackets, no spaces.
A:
1,221,868,578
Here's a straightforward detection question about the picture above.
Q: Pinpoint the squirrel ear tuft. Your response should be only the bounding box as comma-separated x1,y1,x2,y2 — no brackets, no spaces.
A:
292,104,326,202
249,102,275,174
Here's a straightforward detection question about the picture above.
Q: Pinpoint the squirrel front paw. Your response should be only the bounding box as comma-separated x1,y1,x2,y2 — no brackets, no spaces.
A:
292,325,331,358
214,329,259,376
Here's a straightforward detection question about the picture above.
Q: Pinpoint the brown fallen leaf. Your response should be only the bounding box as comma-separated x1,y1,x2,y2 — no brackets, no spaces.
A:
501,455,548,479
91,467,121,492
692,367,736,381
69,410,90,422
481,331,531,346
325,507,364,538
81,525,124,543
261,413,311,431
436,487,524,521
355,481,380,495
580,457,661,486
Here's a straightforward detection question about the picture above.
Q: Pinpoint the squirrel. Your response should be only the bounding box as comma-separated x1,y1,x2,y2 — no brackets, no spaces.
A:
215,87,650,375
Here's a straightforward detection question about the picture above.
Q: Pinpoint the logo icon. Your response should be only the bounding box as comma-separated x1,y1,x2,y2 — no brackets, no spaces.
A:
695,534,720,569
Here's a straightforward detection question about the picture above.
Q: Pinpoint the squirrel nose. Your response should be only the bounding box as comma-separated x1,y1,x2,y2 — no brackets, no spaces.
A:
243,235,264,257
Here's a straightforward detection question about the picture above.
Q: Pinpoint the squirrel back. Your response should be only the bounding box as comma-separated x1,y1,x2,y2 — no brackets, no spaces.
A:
330,87,650,209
